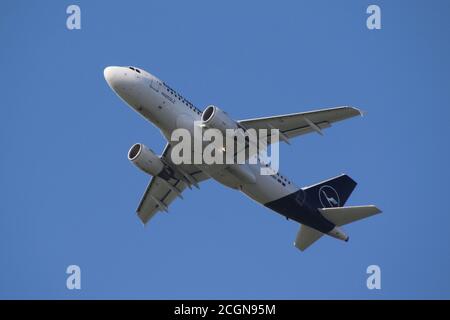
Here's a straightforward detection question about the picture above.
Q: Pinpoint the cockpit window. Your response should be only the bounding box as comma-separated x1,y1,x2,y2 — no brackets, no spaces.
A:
128,66,141,74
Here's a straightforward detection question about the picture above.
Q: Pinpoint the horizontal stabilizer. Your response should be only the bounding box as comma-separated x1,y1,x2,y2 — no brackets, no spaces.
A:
319,205,382,226
294,205,381,251
294,224,324,251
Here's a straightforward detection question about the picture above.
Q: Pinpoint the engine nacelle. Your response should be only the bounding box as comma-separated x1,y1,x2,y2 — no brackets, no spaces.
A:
128,143,164,176
201,105,239,133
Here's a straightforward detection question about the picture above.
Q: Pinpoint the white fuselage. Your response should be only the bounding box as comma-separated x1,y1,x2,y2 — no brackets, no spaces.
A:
104,66,300,206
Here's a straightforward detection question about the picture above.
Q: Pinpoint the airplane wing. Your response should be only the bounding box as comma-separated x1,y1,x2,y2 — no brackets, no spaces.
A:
238,106,362,142
136,143,209,224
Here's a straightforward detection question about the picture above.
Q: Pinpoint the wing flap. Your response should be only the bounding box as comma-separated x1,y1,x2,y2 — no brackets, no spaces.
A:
136,177,186,224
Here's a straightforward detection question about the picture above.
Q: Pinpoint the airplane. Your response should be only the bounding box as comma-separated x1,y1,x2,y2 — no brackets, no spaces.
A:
104,65,381,251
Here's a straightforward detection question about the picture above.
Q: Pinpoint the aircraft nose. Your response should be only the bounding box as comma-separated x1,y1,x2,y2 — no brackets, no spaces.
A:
104,66,120,88
103,66,140,104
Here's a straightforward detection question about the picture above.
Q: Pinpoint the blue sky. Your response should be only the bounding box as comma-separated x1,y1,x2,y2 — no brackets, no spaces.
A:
1,0,450,299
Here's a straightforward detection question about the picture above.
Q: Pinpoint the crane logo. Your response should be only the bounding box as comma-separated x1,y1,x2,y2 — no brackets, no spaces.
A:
319,185,340,208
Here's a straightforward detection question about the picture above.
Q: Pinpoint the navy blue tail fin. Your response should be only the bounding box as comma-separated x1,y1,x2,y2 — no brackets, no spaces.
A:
303,174,357,209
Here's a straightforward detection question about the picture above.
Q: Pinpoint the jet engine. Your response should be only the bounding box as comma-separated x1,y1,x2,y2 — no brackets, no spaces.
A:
201,105,239,133
128,143,165,176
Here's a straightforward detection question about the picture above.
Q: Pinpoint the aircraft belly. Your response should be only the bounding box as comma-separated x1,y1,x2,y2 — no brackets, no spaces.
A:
210,172,241,189
265,190,335,233
240,172,296,205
